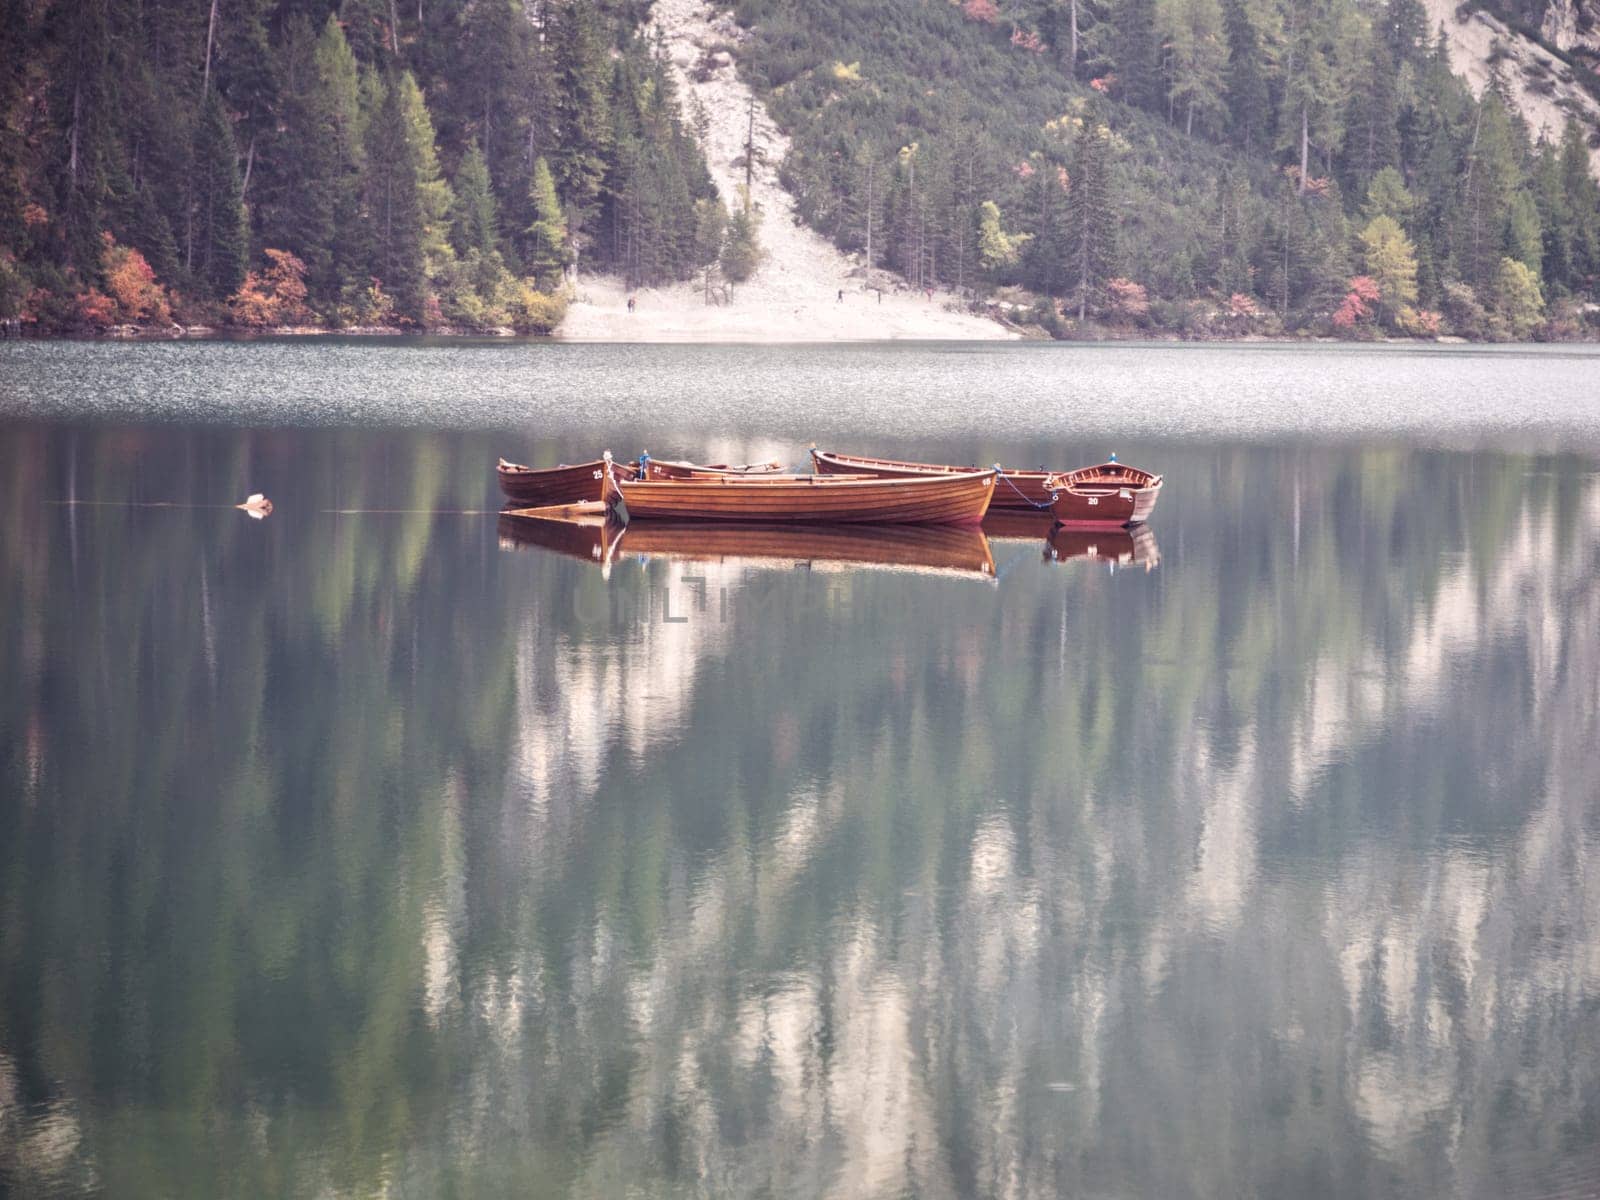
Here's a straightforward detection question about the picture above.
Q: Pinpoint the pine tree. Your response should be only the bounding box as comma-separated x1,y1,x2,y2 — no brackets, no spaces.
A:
1159,0,1228,136
1345,29,1399,190
189,89,248,299
1557,117,1600,291
1110,0,1162,111
452,143,499,257
721,192,763,283
48,0,122,273
260,14,340,301
393,70,455,286
1065,117,1115,319
550,0,611,244
1456,88,1521,297
314,15,367,298
525,156,570,288
1358,213,1418,322
361,74,425,319
1224,0,1271,153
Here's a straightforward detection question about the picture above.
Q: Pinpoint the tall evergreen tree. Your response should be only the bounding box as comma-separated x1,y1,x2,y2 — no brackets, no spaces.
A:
1224,0,1271,154
189,89,248,298
525,156,570,288
1065,116,1115,319
1159,0,1229,136
361,74,425,319
1345,30,1399,190
1110,0,1162,112
394,70,455,285
550,0,613,244
452,143,500,258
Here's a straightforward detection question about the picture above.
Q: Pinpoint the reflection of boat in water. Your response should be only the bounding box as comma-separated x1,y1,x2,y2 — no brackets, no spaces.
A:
811,448,1059,511
980,509,1058,542
497,504,620,564
603,456,997,526
1045,524,1161,570
500,508,996,581
615,521,996,581
497,456,636,506
1044,460,1164,528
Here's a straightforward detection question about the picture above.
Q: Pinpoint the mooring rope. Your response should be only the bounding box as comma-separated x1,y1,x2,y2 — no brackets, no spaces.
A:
993,465,1056,510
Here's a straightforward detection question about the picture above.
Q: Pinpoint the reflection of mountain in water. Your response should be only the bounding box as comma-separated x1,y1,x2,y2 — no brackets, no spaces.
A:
2,432,1596,1199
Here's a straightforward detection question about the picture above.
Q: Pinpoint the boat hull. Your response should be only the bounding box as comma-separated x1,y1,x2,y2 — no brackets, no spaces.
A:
496,457,635,506
606,468,997,525
1048,483,1162,528
811,449,1055,510
1045,462,1164,528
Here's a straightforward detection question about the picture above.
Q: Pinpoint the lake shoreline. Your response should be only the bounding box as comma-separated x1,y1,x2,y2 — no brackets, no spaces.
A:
7,321,1592,347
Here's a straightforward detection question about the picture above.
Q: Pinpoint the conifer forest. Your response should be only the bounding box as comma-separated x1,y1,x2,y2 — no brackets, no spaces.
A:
2,0,1599,339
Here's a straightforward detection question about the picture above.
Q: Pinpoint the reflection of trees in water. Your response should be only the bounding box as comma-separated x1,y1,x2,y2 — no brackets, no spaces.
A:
1,433,1597,1198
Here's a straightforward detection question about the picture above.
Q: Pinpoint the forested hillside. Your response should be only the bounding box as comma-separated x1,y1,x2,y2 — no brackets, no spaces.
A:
0,0,717,332
727,0,1600,338
3,0,1599,339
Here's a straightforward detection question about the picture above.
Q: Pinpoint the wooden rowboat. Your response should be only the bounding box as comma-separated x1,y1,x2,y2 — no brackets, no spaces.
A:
811,448,1057,511
639,458,785,480
1044,461,1163,528
602,455,996,525
496,456,636,506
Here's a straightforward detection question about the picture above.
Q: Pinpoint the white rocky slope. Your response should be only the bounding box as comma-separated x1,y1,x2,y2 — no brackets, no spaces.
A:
558,0,1015,341
1422,0,1600,180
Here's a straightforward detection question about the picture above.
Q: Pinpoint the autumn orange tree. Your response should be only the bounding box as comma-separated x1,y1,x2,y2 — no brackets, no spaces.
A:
230,250,314,328
99,233,172,324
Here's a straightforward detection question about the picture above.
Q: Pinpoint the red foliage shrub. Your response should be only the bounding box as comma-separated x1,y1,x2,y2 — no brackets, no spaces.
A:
75,288,116,327
100,232,171,323
1228,293,1261,318
230,249,314,327
1332,276,1381,329
1010,26,1044,52
1105,277,1150,323
962,0,1000,24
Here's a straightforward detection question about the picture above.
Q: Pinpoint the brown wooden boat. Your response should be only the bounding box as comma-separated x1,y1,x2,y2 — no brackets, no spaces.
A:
614,521,997,580
1046,525,1161,570
496,456,636,506
810,448,1057,511
602,455,996,525
1044,461,1163,528
639,458,785,480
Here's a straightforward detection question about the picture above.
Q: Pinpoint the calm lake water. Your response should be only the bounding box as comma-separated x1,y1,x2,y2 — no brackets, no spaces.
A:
1,340,1598,1198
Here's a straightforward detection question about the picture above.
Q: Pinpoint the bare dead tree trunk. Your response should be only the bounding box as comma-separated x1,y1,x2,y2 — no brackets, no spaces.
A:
1069,0,1079,77
241,133,256,196
1297,104,1309,195
69,83,81,183
1186,99,1194,137
744,96,756,206
864,158,874,292
389,0,401,54
203,0,219,94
